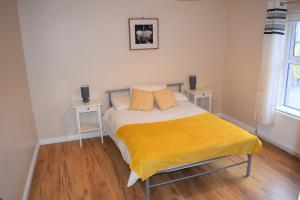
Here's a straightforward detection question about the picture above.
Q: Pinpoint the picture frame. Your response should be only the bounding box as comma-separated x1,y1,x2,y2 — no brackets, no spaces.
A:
128,18,159,50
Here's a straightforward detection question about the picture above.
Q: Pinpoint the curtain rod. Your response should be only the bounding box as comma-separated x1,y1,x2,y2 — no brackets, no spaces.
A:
281,0,300,6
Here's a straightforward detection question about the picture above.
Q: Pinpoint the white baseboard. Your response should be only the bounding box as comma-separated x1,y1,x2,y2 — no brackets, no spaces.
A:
258,134,300,159
215,113,257,134
38,113,298,157
216,113,300,158
22,142,40,200
214,112,224,118
39,114,255,146
213,113,224,117
39,131,107,145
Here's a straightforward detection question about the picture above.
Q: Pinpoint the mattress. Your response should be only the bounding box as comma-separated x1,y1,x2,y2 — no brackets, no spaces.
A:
103,100,206,186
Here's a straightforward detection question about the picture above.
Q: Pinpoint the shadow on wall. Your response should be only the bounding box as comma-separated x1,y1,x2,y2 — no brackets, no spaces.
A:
60,105,77,136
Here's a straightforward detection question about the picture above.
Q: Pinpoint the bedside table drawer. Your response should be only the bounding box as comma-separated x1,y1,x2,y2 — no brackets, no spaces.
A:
195,92,211,98
77,106,98,113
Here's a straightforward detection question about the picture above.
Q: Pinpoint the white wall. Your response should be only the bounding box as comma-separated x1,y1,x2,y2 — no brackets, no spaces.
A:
18,0,227,139
17,0,300,157
224,0,266,128
224,0,300,157
0,0,38,199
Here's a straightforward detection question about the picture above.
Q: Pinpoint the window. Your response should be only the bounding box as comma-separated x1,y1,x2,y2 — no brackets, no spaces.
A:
278,21,300,116
285,64,300,109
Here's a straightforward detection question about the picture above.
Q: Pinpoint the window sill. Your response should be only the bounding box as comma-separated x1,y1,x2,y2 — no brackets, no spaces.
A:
276,106,300,120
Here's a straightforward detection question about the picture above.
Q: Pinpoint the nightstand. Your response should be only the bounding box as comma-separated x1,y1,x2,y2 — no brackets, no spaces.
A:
185,88,212,112
72,99,103,147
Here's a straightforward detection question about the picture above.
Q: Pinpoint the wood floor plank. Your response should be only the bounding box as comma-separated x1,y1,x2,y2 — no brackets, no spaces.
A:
28,137,300,200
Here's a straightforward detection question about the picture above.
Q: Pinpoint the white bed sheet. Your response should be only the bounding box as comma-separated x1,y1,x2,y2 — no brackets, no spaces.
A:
103,100,206,186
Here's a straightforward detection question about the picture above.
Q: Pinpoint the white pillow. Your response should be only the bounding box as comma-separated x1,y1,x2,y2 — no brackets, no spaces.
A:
131,84,167,92
173,92,188,102
111,93,130,110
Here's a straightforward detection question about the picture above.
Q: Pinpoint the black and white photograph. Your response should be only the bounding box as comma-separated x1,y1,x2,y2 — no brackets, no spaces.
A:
129,18,158,50
135,24,153,44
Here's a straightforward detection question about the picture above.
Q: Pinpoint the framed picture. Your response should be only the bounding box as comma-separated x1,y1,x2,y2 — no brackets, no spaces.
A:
128,18,159,50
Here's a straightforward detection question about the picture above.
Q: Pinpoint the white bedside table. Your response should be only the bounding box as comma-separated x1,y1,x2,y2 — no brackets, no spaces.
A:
72,99,103,147
185,88,212,112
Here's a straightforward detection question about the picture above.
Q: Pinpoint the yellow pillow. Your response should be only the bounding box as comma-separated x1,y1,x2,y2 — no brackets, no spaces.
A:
153,88,177,110
129,89,154,111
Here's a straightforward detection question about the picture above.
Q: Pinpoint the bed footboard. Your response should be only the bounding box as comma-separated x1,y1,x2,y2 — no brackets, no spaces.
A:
144,154,253,200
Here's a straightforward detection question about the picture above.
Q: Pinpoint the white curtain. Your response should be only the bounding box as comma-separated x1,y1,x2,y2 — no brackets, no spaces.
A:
254,0,287,125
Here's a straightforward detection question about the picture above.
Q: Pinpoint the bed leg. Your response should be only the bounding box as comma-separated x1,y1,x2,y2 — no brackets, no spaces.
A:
246,154,252,176
145,179,151,200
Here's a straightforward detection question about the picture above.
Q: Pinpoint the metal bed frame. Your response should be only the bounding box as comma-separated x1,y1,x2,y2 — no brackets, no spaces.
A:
106,83,252,200
145,155,252,200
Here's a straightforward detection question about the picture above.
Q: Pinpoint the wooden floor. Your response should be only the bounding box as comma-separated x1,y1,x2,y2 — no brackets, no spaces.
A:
29,137,300,200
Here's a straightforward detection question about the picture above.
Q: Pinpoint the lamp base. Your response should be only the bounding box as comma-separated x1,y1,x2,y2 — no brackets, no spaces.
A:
83,98,90,103
190,86,196,90
189,75,197,91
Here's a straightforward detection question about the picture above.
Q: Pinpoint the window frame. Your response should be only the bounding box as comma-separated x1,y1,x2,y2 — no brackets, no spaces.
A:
277,21,300,118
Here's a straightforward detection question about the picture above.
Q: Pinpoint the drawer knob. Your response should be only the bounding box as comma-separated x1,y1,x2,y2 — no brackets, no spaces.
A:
87,108,90,110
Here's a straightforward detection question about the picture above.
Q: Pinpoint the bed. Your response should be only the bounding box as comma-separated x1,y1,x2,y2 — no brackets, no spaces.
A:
104,83,261,200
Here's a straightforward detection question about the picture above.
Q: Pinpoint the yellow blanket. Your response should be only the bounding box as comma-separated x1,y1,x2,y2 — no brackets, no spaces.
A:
116,113,262,180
